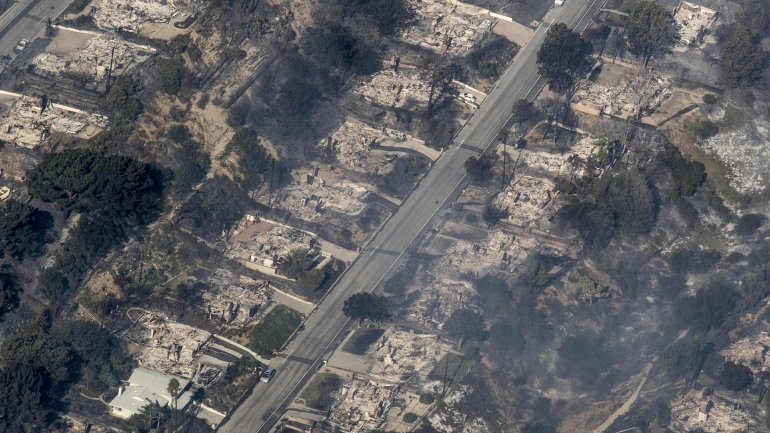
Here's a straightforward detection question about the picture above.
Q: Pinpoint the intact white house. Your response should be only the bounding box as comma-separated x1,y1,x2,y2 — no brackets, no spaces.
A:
109,367,193,420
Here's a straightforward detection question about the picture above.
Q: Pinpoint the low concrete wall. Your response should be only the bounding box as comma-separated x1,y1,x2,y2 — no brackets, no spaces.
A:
489,11,513,22
212,334,270,364
445,0,516,24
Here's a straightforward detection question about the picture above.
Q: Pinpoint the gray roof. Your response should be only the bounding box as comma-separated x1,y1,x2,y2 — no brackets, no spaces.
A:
109,367,193,415
128,367,191,390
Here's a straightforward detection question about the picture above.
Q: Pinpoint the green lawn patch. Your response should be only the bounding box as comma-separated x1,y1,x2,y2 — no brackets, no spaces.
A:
249,305,303,357
299,373,342,411
342,327,385,355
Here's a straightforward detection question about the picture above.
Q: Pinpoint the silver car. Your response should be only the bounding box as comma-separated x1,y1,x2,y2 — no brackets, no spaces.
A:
14,39,29,52
260,367,276,383
459,92,477,104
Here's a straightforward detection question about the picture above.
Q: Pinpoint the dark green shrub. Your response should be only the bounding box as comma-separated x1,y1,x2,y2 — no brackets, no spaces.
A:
156,57,183,95
719,361,752,391
419,393,435,404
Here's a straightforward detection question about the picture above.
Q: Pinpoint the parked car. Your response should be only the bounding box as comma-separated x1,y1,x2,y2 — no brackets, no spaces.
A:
260,367,276,383
555,0,565,6
14,39,29,52
459,92,476,103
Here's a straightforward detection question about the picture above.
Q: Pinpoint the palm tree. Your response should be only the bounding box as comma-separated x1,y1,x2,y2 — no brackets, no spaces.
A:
137,400,163,432
167,378,180,410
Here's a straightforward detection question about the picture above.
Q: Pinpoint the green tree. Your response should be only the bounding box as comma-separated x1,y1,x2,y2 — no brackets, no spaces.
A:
443,308,485,342
464,155,495,182
0,311,125,433
660,148,706,198
0,363,50,432
343,292,392,322
235,130,275,196
0,200,52,260
298,268,325,293
55,215,125,283
176,158,209,189
132,400,166,433
536,23,591,94
0,273,20,320
91,116,134,149
52,319,126,391
0,313,90,432
736,0,769,38
419,393,435,404
719,26,764,88
156,57,183,95
594,169,657,235
277,249,315,280
626,1,676,65
105,74,142,119
167,378,180,408
719,361,752,391
26,149,163,226
45,17,56,38
557,201,616,247
39,268,70,312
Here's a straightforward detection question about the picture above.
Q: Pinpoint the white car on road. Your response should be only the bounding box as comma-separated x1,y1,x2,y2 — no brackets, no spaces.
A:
555,0,565,5
459,92,476,104
14,39,29,52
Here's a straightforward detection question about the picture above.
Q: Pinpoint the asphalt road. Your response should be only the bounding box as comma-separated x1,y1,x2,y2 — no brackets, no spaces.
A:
221,1,607,432
0,0,72,57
